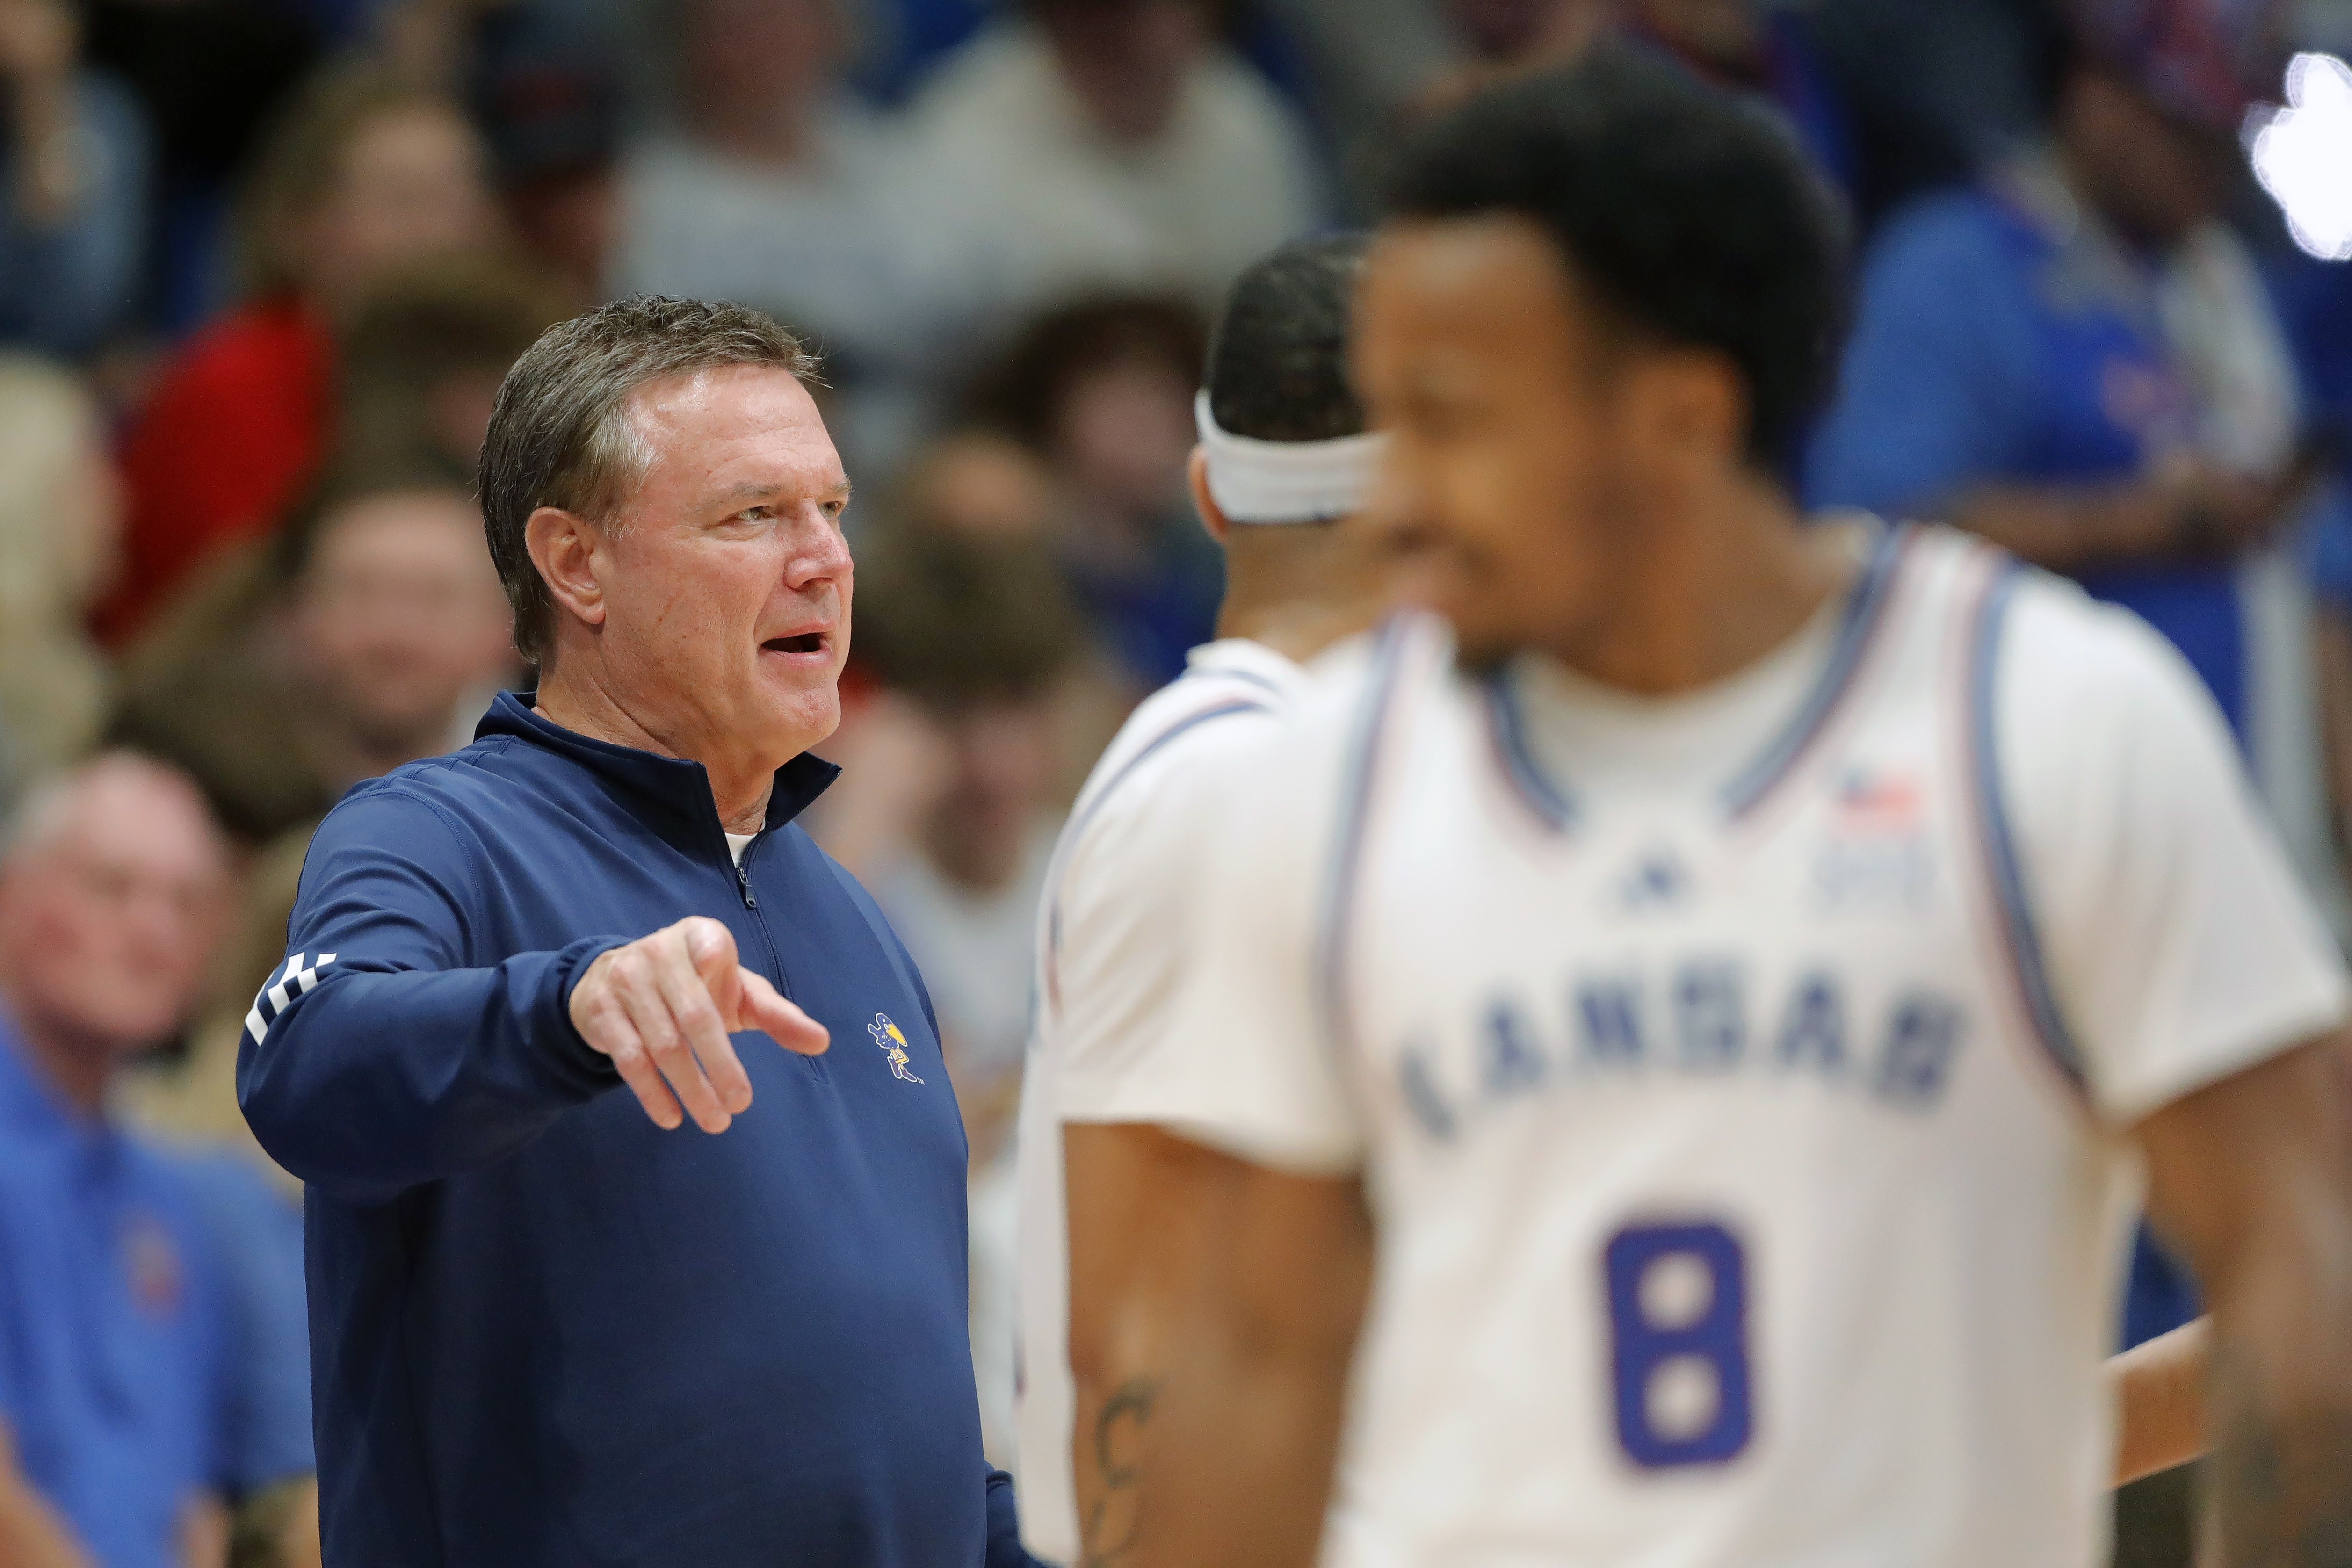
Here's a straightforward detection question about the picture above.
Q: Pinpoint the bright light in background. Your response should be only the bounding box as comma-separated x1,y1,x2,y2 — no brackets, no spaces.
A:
2247,52,2352,261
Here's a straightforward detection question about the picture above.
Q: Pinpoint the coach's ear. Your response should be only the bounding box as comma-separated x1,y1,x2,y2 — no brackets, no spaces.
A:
527,506,609,631
1188,447,1231,546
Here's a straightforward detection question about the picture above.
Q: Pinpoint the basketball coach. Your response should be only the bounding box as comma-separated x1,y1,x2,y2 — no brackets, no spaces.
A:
239,297,1035,1566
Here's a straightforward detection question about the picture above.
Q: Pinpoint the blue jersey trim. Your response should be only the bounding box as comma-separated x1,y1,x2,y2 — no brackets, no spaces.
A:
1966,564,2090,1097
1480,666,1577,833
1315,620,1411,1065
1722,522,1914,818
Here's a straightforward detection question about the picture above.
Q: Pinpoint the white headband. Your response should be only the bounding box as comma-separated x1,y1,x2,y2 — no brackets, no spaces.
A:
1194,390,1388,525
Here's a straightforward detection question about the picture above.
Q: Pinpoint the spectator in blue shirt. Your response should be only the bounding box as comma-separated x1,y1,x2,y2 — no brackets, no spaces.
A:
1809,0,2314,746
238,296,1036,1567
0,0,145,359
0,753,315,1568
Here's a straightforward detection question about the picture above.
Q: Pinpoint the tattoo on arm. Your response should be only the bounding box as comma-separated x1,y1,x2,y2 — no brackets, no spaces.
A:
2209,1341,2352,1567
1083,1377,1160,1567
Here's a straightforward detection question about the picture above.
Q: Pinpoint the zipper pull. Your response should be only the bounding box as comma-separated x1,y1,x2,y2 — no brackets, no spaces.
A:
736,860,757,909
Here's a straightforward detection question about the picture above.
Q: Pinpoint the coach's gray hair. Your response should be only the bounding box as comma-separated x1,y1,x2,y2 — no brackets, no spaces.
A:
477,295,822,665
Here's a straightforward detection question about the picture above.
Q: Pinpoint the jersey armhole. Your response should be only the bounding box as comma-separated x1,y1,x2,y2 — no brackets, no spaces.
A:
1961,562,2093,1107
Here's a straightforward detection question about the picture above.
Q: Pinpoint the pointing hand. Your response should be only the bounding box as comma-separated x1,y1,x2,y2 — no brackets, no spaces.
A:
568,916,829,1132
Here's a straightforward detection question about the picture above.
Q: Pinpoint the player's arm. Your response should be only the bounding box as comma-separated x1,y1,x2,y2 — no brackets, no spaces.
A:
2109,1316,2210,1486
2133,1031,2352,1563
1050,718,1297,1560
1950,465,2308,573
1063,1122,1243,1562
1095,702,1372,1568
2000,588,2352,1531
1128,1156,1373,1568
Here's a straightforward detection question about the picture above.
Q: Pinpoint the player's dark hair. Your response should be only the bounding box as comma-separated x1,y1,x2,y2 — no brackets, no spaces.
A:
1203,232,1370,444
478,295,819,665
1384,48,1849,472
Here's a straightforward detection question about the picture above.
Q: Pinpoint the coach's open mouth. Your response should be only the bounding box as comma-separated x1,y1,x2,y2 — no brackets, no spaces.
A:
762,633,826,655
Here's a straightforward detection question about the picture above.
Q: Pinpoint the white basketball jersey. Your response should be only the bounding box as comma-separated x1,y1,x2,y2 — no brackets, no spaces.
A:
1013,638,1306,1565
1142,522,2350,1568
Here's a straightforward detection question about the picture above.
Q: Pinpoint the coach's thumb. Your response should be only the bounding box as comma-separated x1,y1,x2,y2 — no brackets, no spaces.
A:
737,969,829,1055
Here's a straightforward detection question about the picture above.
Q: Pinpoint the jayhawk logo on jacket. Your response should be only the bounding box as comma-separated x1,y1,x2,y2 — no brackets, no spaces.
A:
868,1014,924,1084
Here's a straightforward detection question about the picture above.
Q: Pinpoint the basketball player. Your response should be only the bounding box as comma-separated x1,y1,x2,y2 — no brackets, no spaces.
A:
1120,53,2352,1567
1013,234,1394,1566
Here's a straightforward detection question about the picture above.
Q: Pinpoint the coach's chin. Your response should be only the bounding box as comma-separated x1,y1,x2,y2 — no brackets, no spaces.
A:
239,296,1034,1568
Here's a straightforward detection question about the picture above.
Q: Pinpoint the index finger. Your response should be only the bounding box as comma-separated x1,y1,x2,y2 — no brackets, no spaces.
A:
650,930,754,1120
736,968,830,1056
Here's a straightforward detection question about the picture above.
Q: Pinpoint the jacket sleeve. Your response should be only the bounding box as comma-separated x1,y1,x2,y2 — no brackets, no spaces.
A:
984,1464,1044,1568
236,788,634,1207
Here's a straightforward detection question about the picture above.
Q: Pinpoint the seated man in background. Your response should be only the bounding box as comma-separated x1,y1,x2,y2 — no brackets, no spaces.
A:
113,472,517,849
0,755,315,1568
903,0,1324,325
969,296,1223,694
614,0,969,477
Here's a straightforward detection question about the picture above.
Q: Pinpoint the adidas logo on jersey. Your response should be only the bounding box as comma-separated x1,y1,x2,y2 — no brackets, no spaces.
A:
1615,849,1692,911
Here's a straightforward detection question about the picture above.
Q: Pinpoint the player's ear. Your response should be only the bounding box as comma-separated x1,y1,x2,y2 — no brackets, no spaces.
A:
1188,447,1233,546
526,506,609,631
1628,347,1748,484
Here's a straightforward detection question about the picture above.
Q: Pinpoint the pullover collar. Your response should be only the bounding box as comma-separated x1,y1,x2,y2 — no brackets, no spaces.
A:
475,691,841,860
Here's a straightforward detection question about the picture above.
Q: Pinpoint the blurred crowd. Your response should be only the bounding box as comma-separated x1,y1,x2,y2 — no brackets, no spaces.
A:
0,0,2349,1563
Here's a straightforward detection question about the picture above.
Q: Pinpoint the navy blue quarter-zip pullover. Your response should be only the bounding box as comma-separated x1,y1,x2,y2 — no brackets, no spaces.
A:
239,694,1025,1567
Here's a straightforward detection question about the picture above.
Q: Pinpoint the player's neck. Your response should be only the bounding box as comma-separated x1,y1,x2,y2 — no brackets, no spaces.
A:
1546,482,1849,698
1217,529,1391,665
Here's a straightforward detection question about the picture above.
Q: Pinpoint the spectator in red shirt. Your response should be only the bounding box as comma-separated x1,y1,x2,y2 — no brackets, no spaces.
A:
97,67,498,649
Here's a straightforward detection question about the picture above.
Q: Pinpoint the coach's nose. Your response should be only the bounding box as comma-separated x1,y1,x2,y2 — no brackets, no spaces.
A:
785,505,854,593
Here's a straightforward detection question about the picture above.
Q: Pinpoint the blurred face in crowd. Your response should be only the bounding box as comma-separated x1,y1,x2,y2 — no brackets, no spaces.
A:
1451,0,1616,62
0,759,228,1086
302,104,497,312
685,0,842,139
921,695,1060,893
2059,67,2238,249
1634,0,1759,72
541,365,854,774
907,434,1058,541
293,489,514,763
1052,355,1196,520
1358,214,1736,668
1035,0,1208,143
507,166,622,310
